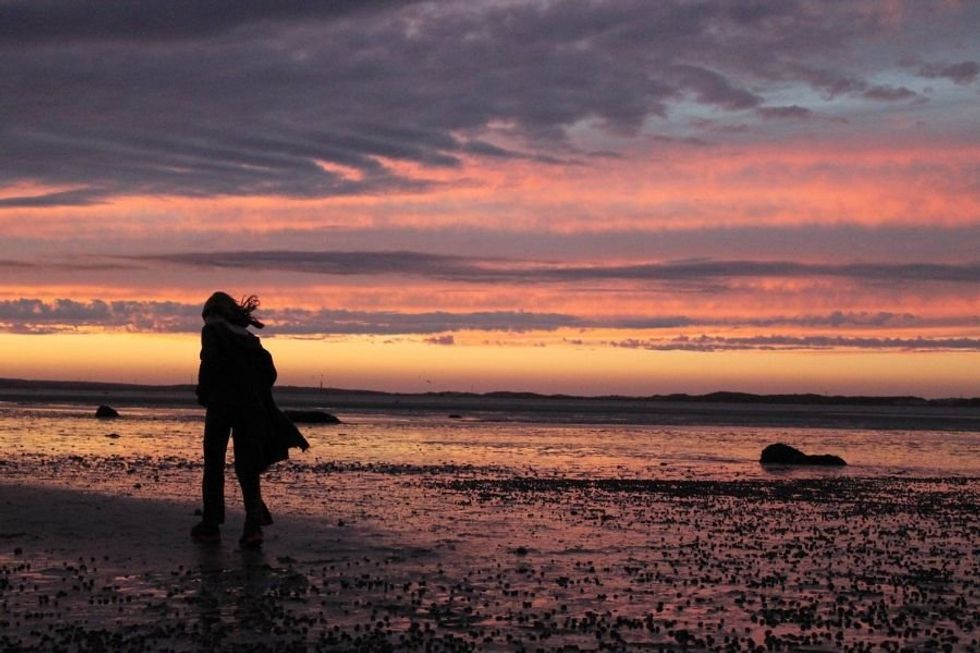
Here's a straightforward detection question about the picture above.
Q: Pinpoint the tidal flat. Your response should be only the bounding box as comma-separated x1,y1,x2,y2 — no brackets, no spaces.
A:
0,404,978,651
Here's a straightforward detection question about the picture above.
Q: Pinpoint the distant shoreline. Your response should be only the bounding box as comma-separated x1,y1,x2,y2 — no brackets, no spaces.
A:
1,376,979,432
0,376,977,407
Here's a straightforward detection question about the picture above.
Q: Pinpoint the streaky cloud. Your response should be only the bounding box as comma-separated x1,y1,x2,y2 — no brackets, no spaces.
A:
0,299,585,335
0,259,134,272
0,260,35,270
424,335,456,346
272,308,585,335
150,250,488,278
755,105,813,120
860,85,919,102
611,335,980,352
912,60,980,85
0,0,413,44
0,298,199,333
0,187,106,207
1,299,975,336
128,223,976,266
142,250,980,284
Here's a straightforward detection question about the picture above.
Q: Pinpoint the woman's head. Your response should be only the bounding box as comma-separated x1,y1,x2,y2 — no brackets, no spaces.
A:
202,292,264,328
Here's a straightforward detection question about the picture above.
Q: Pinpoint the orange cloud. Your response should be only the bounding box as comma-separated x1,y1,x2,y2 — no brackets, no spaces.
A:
3,141,977,240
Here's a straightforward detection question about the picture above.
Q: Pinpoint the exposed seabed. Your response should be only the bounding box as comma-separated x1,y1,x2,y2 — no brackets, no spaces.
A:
1,465,978,652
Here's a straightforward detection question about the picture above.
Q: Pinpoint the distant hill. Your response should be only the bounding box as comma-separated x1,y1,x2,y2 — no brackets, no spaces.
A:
0,377,976,407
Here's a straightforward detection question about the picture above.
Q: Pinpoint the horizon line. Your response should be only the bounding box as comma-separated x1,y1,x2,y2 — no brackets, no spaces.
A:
0,376,976,405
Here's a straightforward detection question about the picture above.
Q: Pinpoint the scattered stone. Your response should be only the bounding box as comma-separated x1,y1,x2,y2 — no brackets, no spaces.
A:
105,433,120,439
0,466,976,652
283,409,341,424
95,405,119,419
760,442,846,466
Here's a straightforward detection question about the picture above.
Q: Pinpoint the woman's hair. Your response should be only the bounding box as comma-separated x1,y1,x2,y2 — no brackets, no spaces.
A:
202,291,265,329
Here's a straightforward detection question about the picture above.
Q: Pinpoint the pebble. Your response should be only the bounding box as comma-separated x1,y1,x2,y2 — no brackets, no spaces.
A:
1,456,977,652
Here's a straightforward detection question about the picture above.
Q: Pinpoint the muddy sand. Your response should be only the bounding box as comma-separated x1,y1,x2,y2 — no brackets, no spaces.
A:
1,455,978,652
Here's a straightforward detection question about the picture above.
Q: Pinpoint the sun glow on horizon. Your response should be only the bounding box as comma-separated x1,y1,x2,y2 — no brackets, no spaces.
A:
1,332,976,398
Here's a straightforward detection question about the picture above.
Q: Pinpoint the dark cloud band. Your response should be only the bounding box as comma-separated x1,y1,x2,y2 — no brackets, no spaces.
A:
143,250,980,284
0,0,411,44
0,299,975,344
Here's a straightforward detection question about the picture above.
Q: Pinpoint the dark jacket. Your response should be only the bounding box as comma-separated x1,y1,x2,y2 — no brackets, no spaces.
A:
196,319,309,470
196,320,276,409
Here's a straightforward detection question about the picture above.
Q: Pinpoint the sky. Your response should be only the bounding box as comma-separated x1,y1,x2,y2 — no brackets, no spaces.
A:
1,0,978,396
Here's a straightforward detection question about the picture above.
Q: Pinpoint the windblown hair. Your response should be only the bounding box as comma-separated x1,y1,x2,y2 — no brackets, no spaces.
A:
202,291,265,329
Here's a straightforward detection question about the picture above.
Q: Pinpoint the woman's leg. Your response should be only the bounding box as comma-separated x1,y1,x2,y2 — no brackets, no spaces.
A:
201,406,233,525
231,413,265,527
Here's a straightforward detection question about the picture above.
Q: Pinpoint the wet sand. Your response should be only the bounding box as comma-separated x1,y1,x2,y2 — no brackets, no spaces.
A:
2,456,978,652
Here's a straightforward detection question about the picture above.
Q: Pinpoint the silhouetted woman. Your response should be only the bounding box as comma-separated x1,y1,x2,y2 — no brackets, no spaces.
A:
190,292,285,548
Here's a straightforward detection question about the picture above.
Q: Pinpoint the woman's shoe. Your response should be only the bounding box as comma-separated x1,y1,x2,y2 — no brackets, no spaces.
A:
239,523,263,549
190,521,221,543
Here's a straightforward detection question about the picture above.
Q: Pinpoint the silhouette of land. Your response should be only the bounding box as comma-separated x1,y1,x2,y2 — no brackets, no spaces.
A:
1,377,977,431
2,376,976,405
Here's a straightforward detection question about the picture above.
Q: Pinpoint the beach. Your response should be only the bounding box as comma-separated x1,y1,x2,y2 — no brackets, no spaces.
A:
5,1,980,650
1,398,978,651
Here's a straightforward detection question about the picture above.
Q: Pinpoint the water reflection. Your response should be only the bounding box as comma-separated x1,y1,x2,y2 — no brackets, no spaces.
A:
1,404,978,480
194,543,273,648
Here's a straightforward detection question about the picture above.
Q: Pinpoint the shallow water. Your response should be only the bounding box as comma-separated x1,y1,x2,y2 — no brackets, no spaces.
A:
2,403,979,480
1,403,978,652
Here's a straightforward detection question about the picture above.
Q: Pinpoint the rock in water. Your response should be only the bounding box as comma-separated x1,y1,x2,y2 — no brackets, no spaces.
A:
760,442,846,466
283,409,341,424
95,405,119,418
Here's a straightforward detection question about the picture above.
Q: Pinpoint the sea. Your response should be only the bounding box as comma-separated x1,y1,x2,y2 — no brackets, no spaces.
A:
2,401,979,481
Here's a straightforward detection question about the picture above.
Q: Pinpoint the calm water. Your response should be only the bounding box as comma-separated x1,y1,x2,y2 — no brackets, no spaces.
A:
2,402,978,480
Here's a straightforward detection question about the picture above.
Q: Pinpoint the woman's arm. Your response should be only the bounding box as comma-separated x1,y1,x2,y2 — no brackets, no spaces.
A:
195,325,223,406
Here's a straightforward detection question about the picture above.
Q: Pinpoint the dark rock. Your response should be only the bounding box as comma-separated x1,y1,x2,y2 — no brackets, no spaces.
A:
448,414,462,419
760,443,846,466
105,433,120,439
95,405,119,418
283,409,341,424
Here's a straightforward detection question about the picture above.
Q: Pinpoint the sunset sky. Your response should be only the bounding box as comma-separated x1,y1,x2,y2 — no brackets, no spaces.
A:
1,1,978,396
